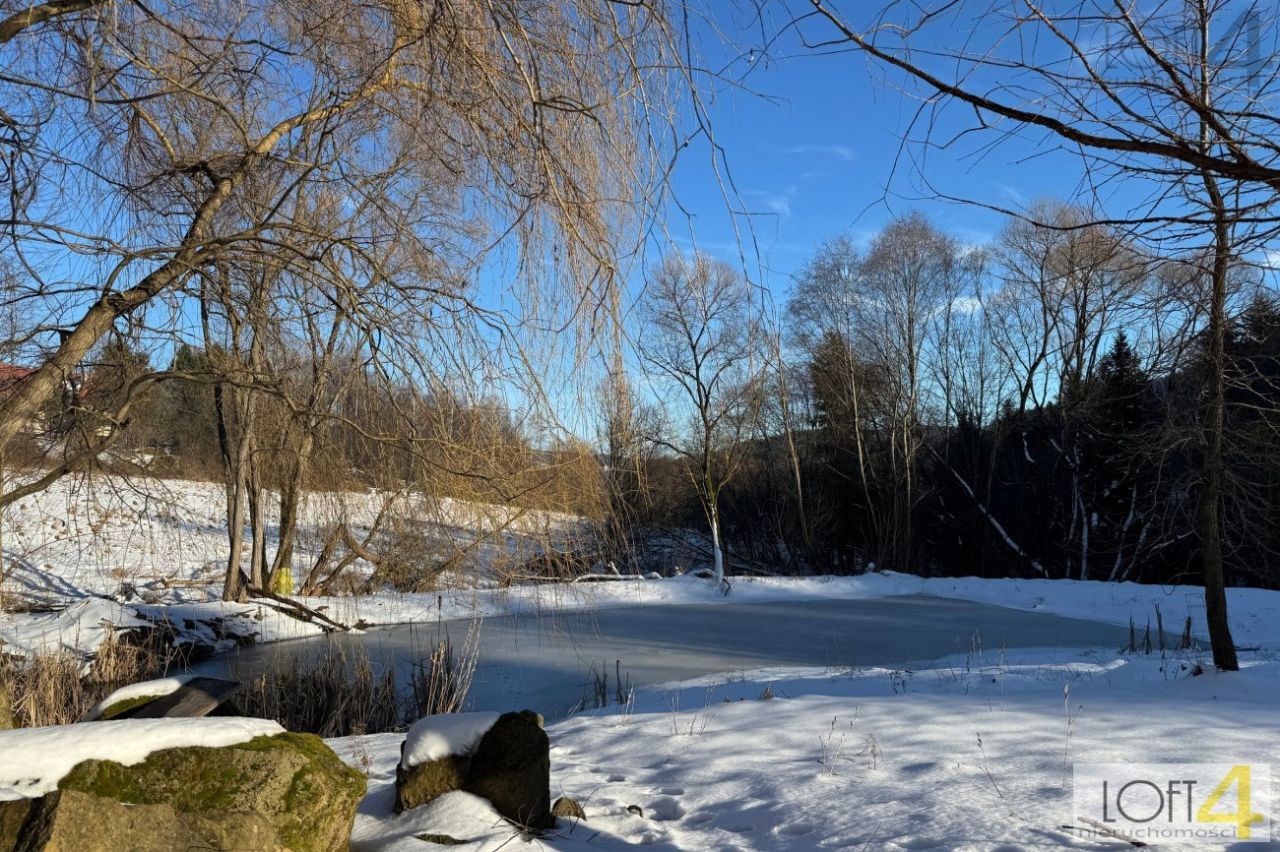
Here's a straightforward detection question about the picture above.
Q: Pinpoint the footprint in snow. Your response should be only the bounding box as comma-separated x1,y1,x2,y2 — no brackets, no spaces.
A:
899,761,937,774
817,832,873,848
774,822,817,837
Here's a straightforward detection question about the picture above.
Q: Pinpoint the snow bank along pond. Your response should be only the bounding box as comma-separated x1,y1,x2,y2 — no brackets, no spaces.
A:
196,594,1136,720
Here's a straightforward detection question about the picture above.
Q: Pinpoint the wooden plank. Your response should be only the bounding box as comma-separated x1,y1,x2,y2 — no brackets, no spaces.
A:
118,677,242,719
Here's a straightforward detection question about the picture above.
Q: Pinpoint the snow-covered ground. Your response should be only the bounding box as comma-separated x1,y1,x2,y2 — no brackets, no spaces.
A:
328,648,1280,850
0,473,585,602
4,474,1280,663
4,475,1280,848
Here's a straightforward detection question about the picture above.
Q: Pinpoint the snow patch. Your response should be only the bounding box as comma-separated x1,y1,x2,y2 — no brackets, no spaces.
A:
0,717,284,800
0,597,147,661
400,712,500,769
334,652,1280,850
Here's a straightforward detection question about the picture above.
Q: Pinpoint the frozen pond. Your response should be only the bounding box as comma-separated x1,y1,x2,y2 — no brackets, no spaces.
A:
197,594,1133,720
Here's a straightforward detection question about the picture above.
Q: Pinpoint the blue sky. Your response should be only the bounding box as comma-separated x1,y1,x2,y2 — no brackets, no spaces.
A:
661,19,1091,301
660,0,1280,304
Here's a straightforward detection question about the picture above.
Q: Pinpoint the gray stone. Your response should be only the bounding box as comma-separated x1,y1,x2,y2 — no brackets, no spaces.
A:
110,677,242,719
395,709,552,831
552,796,585,821
465,710,551,830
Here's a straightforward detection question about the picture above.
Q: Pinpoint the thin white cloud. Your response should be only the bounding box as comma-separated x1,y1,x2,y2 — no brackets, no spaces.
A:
744,187,796,219
993,182,1026,206
783,144,855,162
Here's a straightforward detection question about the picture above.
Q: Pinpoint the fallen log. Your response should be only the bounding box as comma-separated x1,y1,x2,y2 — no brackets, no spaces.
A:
504,571,663,584
247,586,353,633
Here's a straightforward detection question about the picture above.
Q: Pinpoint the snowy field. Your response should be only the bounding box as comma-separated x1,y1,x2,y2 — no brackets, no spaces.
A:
0,474,584,600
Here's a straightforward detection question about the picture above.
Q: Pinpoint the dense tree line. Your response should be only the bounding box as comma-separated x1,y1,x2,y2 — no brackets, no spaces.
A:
630,210,1280,595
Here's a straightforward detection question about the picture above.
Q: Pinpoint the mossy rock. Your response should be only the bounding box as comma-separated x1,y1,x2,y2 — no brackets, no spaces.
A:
395,753,469,814
395,710,551,831
14,733,367,851
0,797,35,852
9,789,281,852
92,694,155,721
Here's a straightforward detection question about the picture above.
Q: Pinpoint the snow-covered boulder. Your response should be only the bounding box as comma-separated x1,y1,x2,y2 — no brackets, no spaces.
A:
401,712,500,771
0,722,364,851
83,675,198,721
395,710,552,830
0,718,284,800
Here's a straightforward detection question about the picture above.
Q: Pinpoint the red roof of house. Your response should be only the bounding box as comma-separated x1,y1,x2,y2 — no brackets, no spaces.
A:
0,364,35,390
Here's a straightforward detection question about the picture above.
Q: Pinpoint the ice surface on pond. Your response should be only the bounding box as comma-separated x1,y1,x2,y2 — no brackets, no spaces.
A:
203,596,1137,720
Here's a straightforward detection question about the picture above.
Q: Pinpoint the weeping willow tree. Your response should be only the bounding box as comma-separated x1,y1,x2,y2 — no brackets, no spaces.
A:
0,0,697,599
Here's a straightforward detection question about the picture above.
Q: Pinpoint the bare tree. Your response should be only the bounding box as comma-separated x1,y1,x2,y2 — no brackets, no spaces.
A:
797,0,1280,669
988,201,1149,579
763,320,816,560
0,0,694,600
638,253,763,590
789,215,974,570
789,234,883,564
992,201,1147,413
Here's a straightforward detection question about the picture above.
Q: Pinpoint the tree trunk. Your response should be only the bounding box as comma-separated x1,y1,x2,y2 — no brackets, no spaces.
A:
0,446,7,607
268,430,313,592
708,500,727,592
221,464,249,602
1195,4,1239,672
247,469,267,589
1196,207,1239,671
213,356,247,602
